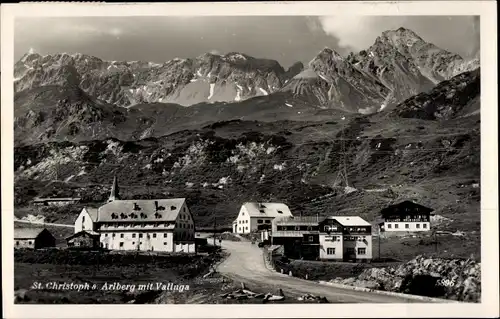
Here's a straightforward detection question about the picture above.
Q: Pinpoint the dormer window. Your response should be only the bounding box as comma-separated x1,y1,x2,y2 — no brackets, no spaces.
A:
120,213,127,219
133,203,142,211
171,206,177,211
277,210,283,214
154,212,162,219
111,213,118,219
259,209,265,214
140,213,147,219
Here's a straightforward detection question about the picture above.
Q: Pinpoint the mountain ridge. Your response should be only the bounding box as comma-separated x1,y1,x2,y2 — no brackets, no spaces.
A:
14,27,479,112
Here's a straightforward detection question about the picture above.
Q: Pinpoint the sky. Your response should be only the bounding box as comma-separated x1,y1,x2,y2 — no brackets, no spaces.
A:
14,16,480,69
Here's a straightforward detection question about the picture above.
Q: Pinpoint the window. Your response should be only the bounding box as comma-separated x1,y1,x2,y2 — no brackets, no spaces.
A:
132,233,136,238
346,247,355,254
28,241,33,245
324,226,330,232
238,220,241,224
105,234,108,237
112,234,116,238
257,219,263,224
238,227,241,232
82,216,85,223
164,233,168,238
423,224,427,228
358,248,366,255
245,227,248,230
387,224,392,229
416,224,420,229
153,233,157,238
405,224,409,229
307,236,314,242
16,241,19,246
120,234,124,238
327,248,335,255
132,242,135,245
265,220,270,224
394,224,399,229
119,242,124,248
139,234,143,238
164,242,168,245
277,210,284,214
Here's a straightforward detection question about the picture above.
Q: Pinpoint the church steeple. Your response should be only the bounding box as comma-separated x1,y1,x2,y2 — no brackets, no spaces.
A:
108,176,120,202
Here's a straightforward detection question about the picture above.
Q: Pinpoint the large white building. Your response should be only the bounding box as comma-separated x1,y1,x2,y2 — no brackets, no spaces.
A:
233,202,293,234
74,177,195,253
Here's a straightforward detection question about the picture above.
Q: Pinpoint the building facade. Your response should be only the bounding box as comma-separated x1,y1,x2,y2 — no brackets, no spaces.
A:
234,202,293,234
269,215,373,262
14,228,56,249
66,230,100,249
321,216,372,261
378,201,433,232
74,177,196,253
270,216,321,259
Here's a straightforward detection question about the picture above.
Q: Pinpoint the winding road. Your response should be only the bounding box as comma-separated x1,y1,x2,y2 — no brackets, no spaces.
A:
216,240,445,303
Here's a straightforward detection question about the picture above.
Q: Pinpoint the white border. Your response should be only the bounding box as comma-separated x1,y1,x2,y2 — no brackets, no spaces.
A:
1,1,498,318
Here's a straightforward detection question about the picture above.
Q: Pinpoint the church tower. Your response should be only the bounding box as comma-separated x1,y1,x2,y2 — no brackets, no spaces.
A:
107,176,120,202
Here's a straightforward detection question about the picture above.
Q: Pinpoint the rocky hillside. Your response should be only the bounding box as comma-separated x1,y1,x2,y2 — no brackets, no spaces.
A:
14,83,480,229
328,255,481,302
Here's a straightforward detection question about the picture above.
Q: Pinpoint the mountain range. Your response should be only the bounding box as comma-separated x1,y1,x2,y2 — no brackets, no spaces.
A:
14,27,478,113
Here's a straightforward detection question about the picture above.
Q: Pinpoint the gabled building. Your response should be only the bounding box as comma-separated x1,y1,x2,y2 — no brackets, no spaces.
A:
320,216,372,261
74,177,196,253
14,228,56,249
378,200,433,232
234,202,293,234
66,230,100,249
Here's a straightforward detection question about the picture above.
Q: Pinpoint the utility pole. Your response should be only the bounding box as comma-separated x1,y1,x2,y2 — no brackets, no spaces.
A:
334,116,349,188
213,217,216,247
378,228,381,260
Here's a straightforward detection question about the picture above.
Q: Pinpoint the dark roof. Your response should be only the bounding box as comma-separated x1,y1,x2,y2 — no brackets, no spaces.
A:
380,200,434,217
66,230,100,240
14,227,49,239
97,198,186,222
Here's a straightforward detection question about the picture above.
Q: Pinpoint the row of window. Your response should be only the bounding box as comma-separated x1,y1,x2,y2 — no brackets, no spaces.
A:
238,227,248,232
100,223,172,228
102,232,194,240
177,223,193,229
115,241,169,248
238,220,248,224
178,213,190,221
326,247,366,255
257,219,271,224
15,241,33,246
343,236,367,241
386,223,427,229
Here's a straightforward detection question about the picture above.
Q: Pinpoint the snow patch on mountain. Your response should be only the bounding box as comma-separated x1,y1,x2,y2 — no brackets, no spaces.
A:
208,83,215,100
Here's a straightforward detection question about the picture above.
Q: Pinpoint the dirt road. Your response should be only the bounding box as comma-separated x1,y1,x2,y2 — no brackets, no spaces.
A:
216,240,439,303
14,219,75,229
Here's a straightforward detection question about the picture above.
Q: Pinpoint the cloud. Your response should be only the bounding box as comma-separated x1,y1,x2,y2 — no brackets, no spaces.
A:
317,16,480,57
318,16,408,51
